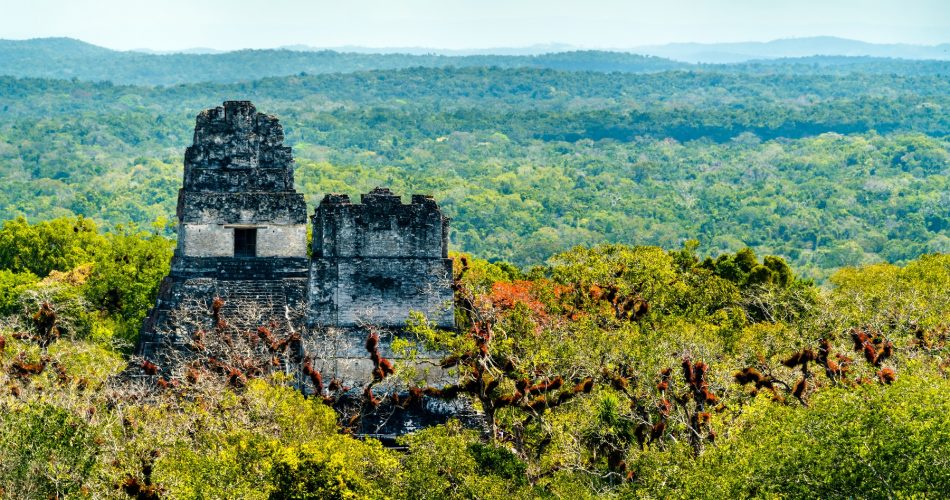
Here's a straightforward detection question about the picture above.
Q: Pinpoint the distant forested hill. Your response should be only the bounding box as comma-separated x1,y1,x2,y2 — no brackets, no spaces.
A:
2,38,949,85
0,64,947,280
0,38,687,85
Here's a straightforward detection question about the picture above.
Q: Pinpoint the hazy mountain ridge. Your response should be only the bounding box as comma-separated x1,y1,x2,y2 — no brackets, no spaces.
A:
131,36,950,61
0,37,947,85
632,36,950,63
275,43,579,56
0,37,685,85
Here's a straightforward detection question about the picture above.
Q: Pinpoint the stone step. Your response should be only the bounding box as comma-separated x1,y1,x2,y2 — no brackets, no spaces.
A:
214,280,291,313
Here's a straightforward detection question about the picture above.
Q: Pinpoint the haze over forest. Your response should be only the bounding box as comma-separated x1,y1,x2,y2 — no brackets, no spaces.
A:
4,0,948,50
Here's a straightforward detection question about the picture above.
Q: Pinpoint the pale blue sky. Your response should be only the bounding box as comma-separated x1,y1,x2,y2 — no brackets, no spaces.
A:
3,0,948,51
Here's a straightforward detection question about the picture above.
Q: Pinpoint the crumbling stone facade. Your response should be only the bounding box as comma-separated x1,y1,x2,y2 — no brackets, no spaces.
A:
177,101,308,259
310,189,454,329
138,102,459,434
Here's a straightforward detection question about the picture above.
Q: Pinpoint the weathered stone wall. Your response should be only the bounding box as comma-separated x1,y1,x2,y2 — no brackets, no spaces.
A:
309,188,455,329
179,223,307,258
305,328,452,388
184,103,292,173
312,191,447,259
175,99,308,262
144,101,454,345
310,257,454,327
138,276,309,359
255,225,308,257
177,192,307,225
179,224,233,257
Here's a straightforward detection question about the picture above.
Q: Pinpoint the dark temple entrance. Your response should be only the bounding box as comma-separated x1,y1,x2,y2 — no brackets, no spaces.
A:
234,228,257,257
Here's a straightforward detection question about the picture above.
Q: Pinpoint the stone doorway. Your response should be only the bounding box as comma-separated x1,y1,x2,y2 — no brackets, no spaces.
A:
234,227,257,257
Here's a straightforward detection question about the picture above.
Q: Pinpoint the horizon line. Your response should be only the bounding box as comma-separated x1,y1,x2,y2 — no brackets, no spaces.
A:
5,35,949,55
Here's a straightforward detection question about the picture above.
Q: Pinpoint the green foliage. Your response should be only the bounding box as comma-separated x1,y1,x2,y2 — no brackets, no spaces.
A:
648,371,950,497
700,247,817,323
83,223,174,345
468,442,528,485
0,66,947,281
0,269,37,314
0,49,947,493
398,421,533,499
148,380,399,499
0,403,98,498
0,217,173,347
703,247,795,288
403,247,950,496
828,253,950,333
269,453,365,500
0,224,946,497
0,216,100,277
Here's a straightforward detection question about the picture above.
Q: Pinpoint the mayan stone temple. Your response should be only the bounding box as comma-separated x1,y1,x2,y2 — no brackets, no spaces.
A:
138,101,459,434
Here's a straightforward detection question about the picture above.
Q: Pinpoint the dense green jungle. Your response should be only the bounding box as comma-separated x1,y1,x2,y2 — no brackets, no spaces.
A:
0,40,948,498
1,42,949,281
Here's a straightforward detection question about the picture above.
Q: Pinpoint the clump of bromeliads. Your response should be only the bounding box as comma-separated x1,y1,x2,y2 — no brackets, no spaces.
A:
2,300,95,401
131,295,407,435
734,325,900,406
419,257,596,442
133,296,305,393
